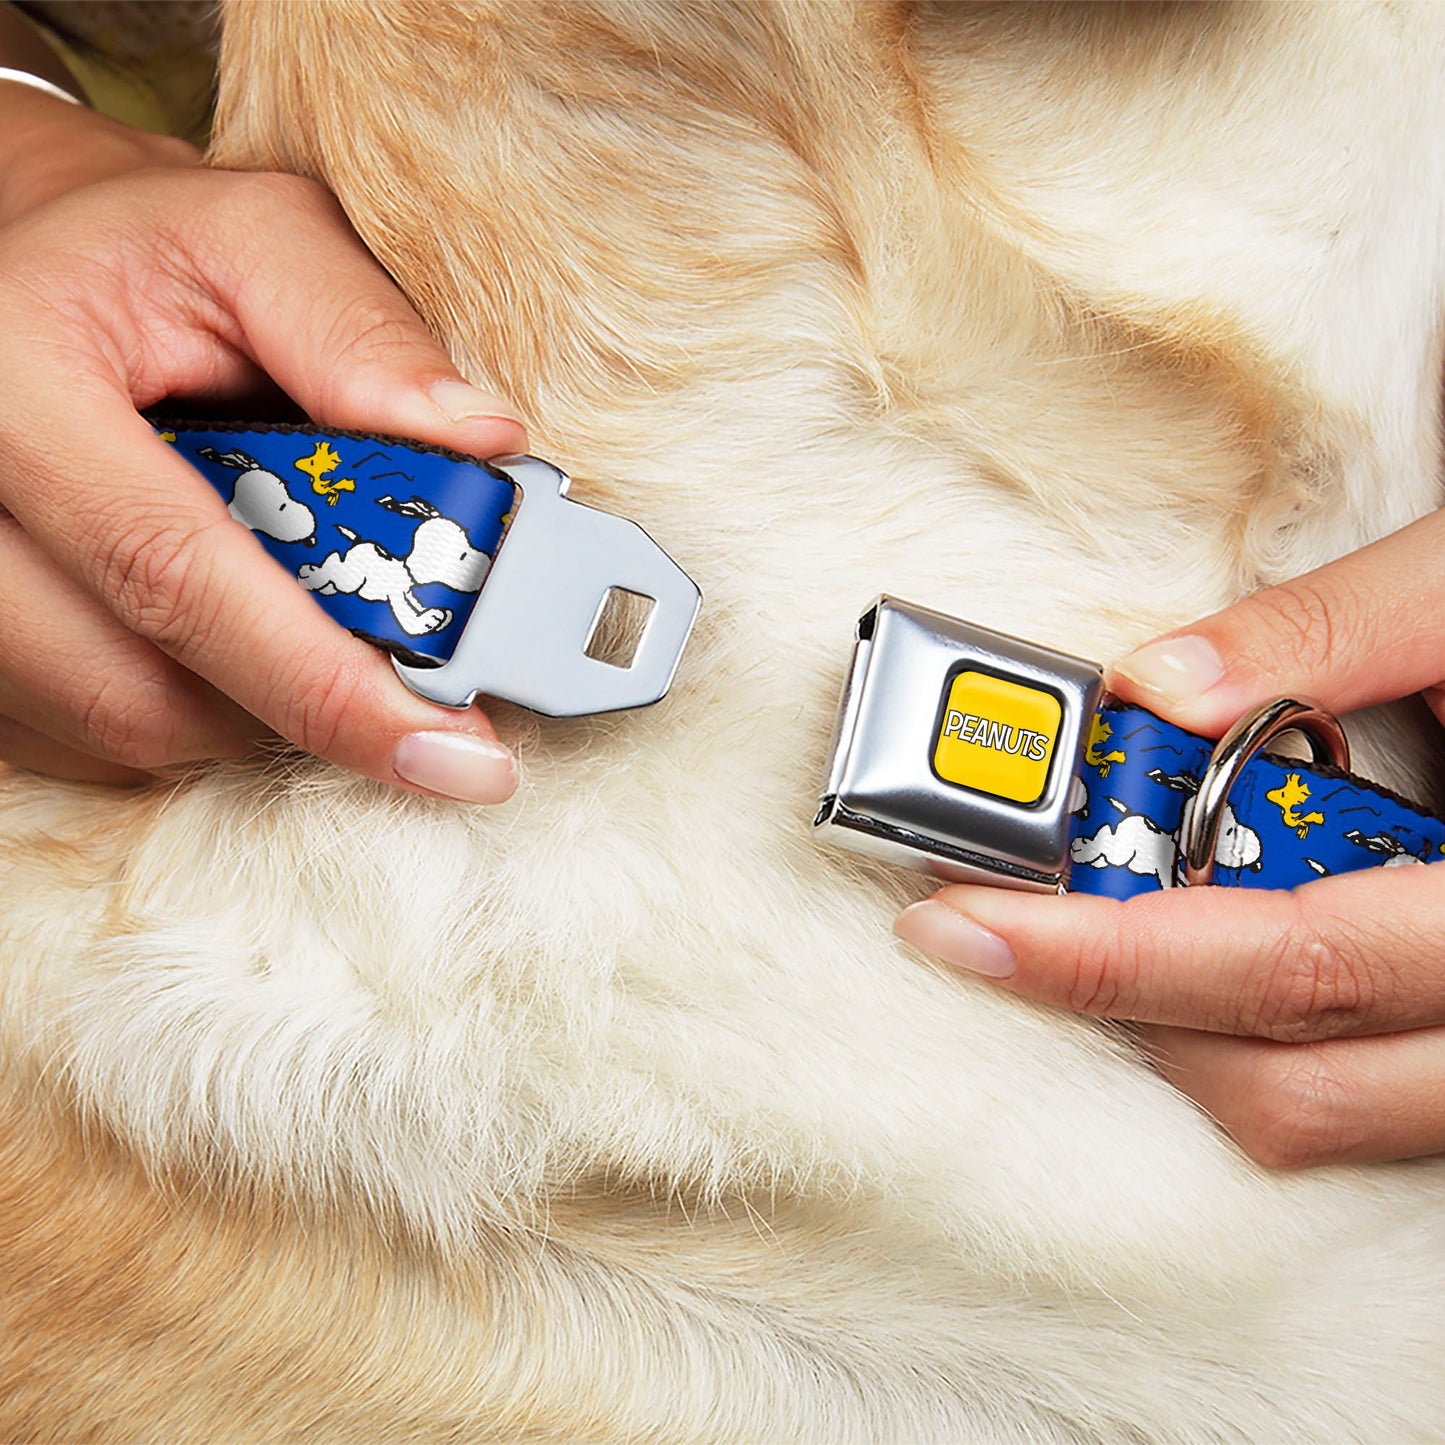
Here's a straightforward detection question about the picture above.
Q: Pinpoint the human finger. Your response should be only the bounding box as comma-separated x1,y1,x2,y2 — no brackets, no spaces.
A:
0,510,264,768
173,171,527,458
1106,507,1445,736
893,863,1445,1043
1142,1022,1445,1169
0,715,151,786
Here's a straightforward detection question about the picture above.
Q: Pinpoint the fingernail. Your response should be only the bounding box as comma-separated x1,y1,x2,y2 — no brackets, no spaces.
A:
429,377,522,425
893,900,1016,979
1112,635,1224,706
393,731,516,804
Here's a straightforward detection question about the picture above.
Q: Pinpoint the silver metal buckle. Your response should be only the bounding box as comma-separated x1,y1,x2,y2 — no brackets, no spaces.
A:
393,455,701,717
815,598,1104,892
1181,697,1349,885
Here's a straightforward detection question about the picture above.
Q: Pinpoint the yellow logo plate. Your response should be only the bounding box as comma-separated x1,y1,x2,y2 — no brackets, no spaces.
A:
933,671,1061,804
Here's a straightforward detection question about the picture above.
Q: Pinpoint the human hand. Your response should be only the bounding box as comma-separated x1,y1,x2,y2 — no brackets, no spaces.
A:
894,508,1445,1168
0,72,201,213
0,85,527,798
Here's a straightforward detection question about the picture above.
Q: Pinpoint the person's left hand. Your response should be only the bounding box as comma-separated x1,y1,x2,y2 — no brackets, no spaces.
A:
0,83,528,797
894,509,1445,1170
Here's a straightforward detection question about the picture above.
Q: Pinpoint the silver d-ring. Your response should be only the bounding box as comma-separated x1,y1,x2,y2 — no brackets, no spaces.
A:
1181,697,1350,886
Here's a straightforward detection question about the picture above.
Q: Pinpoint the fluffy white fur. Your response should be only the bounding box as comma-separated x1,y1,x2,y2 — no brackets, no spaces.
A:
5,1,1445,1438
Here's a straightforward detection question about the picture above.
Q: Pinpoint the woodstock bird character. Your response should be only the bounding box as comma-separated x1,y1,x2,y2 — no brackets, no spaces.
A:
1085,715,1127,778
297,494,492,637
293,440,357,506
1266,773,1325,839
197,446,318,546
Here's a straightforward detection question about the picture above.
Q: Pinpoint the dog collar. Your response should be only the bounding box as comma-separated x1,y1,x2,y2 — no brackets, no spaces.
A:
816,597,1445,897
160,421,700,717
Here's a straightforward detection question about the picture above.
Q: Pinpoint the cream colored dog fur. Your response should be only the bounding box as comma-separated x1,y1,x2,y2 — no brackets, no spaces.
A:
4,2,1445,1438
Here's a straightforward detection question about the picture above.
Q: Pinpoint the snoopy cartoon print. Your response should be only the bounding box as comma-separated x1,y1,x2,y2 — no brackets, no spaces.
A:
1343,829,1429,867
1071,799,1262,888
298,495,492,636
198,447,318,546
1070,769,1263,888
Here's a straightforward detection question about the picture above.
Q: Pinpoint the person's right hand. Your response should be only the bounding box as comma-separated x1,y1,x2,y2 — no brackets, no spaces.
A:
896,507,1445,1168
0,83,528,800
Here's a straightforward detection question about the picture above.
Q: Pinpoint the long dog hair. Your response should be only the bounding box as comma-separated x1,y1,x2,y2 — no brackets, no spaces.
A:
5,2,1445,1438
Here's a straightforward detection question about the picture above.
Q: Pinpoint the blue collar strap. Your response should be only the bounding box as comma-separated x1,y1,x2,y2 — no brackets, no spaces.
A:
1068,702,1445,898
159,421,701,718
815,596,1445,896
152,452,1441,897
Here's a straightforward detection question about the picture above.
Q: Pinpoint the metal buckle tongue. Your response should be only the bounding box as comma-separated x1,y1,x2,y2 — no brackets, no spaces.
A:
393,455,701,717
815,597,1104,892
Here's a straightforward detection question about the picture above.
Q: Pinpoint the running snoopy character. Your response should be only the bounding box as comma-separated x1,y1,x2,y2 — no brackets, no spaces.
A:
199,446,318,546
197,447,490,637
1070,768,1263,888
297,495,492,637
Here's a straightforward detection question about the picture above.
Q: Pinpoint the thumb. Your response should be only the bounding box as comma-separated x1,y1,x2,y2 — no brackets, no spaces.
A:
1107,508,1445,735
203,173,527,459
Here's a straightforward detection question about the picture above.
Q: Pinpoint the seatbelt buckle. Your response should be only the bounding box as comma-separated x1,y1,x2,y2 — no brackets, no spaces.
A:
393,455,701,717
814,597,1104,892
